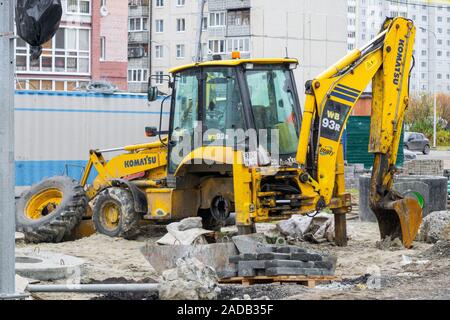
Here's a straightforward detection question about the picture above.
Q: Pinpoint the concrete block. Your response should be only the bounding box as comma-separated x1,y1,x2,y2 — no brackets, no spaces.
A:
291,252,323,262
274,246,307,254
265,260,314,269
238,260,266,277
229,253,257,263
359,175,448,221
255,245,276,253
257,253,291,260
314,260,334,270
265,267,308,276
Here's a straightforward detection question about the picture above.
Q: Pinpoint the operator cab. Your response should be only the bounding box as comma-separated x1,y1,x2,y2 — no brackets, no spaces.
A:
149,58,303,172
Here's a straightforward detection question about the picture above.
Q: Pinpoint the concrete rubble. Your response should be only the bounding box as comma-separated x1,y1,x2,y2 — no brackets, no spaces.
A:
157,217,212,245
419,211,450,244
276,213,335,243
158,257,221,300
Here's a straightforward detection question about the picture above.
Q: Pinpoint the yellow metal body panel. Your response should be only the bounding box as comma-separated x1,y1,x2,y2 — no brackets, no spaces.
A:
169,58,298,74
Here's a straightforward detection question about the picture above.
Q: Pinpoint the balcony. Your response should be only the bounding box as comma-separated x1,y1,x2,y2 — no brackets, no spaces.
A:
128,31,150,44
129,5,149,17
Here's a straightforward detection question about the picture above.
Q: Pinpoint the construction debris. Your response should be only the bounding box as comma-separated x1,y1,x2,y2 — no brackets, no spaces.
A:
276,213,336,243
157,217,212,245
419,210,450,243
158,257,221,300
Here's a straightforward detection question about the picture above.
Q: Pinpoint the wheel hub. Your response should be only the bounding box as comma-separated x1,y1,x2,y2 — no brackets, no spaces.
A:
25,188,63,220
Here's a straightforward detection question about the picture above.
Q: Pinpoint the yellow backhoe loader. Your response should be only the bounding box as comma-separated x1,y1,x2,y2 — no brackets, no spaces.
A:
16,17,422,248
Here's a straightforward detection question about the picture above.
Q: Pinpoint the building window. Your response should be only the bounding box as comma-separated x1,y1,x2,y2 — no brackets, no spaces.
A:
177,0,185,6
208,40,225,54
156,19,164,33
176,44,185,58
437,50,442,57
202,17,208,30
227,38,250,53
100,37,106,60
67,0,91,15
156,0,164,7
15,27,90,75
348,6,355,13
421,62,426,67
129,18,148,32
348,31,355,38
228,10,250,26
437,28,442,34
421,15,427,22
176,18,186,32
155,71,164,85
348,43,354,50
155,45,164,58
128,69,149,83
209,12,226,27
437,73,442,79
421,50,426,56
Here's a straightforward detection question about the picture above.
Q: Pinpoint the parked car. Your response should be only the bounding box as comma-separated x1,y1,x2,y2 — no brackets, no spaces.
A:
404,132,431,155
404,148,417,162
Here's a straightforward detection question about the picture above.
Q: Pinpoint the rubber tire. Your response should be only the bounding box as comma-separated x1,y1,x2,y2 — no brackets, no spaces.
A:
16,176,87,243
423,145,430,155
92,188,141,239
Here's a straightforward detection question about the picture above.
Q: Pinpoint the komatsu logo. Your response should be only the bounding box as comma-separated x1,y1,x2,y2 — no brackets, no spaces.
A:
393,39,405,86
124,156,157,168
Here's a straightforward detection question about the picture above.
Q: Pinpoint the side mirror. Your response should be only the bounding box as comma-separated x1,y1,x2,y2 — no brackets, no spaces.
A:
145,127,158,137
147,86,158,102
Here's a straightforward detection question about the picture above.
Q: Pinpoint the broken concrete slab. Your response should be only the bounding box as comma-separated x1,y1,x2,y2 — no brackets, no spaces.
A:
15,249,86,281
232,234,267,254
419,211,450,244
141,243,238,277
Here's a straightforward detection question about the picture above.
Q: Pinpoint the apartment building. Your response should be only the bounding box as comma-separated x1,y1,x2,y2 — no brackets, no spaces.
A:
128,0,347,98
347,0,450,93
128,0,151,93
15,0,128,91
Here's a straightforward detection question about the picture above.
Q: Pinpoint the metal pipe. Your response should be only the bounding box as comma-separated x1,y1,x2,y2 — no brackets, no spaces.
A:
26,283,160,293
0,0,17,300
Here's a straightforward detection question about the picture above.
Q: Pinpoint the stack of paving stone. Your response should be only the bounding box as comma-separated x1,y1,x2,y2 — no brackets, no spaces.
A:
228,245,336,278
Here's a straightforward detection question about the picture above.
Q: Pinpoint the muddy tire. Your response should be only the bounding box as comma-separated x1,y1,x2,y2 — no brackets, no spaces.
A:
92,188,141,239
16,176,87,243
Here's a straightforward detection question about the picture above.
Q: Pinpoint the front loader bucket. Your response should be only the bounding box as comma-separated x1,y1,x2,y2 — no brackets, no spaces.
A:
372,197,422,249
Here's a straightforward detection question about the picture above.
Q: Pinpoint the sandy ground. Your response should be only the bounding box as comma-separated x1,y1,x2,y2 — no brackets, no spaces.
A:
16,218,450,300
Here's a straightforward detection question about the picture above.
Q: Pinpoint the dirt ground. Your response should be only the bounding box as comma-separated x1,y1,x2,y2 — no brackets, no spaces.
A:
17,218,450,300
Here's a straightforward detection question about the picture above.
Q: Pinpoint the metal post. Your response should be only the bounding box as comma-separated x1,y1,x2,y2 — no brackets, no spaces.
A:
433,87,437,148
0,0,19,299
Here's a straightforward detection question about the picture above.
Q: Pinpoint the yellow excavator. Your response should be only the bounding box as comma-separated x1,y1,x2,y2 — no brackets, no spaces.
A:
16,17,422,248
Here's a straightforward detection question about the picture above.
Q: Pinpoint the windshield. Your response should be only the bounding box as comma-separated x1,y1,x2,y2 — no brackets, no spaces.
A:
245,67,300,155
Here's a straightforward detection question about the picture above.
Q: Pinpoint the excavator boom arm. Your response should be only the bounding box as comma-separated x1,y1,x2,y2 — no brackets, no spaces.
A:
296,17,421,248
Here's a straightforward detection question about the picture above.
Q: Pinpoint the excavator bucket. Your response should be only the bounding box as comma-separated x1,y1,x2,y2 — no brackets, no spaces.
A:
372,197,422,249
